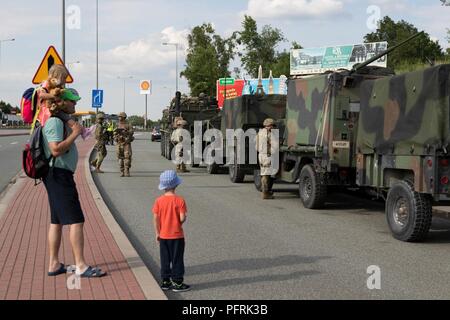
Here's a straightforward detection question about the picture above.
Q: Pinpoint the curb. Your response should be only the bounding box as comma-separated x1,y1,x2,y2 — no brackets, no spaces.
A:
84,146,167,300
0,172,27,221
0,133,29,137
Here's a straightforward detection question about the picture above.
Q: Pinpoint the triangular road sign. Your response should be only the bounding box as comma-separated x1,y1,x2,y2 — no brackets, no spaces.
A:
32,46,74,84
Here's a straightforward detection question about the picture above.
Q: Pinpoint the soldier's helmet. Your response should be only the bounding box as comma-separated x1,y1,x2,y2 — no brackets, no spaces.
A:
96,112,105,120
199,92,206,99
263,118,275,127
118,112,127,119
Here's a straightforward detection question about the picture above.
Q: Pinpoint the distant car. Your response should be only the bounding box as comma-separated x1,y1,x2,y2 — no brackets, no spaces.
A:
151,128,161,142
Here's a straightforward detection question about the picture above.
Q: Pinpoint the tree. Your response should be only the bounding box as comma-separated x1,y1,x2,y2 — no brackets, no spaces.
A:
238,15,286,78
181,23,236,97
447,29,450,55
364,16,444,70
0,101,15,114
128,115,145,128
271,41,303,77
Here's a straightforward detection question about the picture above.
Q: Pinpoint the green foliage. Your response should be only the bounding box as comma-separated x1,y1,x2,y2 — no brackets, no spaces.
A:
181,23,236,97
0,101,19,114
270,42,303,78
364,16,444,70
238,15,286,78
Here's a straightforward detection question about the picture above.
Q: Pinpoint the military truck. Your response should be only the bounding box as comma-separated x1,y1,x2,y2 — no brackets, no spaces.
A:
271,33,450,241
160,93,219,162
205,93,287,182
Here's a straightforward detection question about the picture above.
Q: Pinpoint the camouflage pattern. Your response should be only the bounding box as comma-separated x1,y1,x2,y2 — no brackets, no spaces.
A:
114,122,134,176
91,114,108,169
356,64,450,197
221,95,286,134
279,67,394,184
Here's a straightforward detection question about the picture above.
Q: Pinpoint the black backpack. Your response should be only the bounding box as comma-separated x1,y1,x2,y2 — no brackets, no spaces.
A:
22,117,67,184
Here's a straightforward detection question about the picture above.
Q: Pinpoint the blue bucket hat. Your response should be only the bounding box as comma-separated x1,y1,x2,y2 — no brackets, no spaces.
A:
158,170,183,191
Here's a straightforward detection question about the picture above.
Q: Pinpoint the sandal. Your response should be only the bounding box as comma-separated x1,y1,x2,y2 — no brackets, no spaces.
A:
79,266,107,278
48,263,67,277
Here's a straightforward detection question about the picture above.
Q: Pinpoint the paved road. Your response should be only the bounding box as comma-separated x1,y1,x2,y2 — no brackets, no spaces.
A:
0,135,29,194
93,133,450,300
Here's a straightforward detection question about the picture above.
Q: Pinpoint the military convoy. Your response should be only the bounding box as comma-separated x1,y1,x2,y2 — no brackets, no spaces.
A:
159,33,450,242
160,92,219,162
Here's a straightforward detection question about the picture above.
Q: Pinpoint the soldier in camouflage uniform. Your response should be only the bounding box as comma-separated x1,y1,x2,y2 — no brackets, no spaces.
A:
90,112,108,173
114,112,134,177
256,118,278,199
171,119,190,173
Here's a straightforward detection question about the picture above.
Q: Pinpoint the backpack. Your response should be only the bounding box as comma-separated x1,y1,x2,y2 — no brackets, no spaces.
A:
22,116,67,184
20,87,39,124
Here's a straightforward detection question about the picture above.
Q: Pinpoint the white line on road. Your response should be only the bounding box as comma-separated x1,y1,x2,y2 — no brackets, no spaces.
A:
135,134,143,137
10,142,18,145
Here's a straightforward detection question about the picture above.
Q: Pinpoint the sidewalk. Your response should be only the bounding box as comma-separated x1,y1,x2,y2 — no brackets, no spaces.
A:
0,138,165,300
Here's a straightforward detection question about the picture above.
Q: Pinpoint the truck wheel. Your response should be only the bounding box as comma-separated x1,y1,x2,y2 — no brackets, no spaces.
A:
299,164,327,209
386,181,432,242
254,170,262,192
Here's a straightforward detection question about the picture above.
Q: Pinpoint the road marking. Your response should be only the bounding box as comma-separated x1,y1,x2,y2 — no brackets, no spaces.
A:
10,142,18,145
135,134,142,137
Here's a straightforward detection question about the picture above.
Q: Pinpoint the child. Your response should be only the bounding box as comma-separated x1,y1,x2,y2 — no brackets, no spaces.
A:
36,64,93,139
152,170,191,292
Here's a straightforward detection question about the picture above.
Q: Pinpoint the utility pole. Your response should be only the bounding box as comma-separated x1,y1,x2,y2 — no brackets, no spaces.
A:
62,0,66,62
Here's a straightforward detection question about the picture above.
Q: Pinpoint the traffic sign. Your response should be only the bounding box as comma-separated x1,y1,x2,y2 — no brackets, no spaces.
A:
92,89,104,108
32,46,74,84
140,80,151,95
219,78,235,86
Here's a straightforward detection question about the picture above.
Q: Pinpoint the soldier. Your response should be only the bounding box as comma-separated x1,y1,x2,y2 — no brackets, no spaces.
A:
256,118,278,200
90,112,108,173
114,112,134,177
171,119,190,173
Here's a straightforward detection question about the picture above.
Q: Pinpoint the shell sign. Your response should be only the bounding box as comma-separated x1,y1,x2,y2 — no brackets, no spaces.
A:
140,80,151,95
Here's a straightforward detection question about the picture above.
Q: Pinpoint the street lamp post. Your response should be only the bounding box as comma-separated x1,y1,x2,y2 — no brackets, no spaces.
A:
0,38,15,70
117,76,133,113
62,0,65,62
162,42,179,93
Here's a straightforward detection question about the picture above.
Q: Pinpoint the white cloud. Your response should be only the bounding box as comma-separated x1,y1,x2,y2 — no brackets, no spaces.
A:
243,0,345,19
79,26,189,77
0,6,58,38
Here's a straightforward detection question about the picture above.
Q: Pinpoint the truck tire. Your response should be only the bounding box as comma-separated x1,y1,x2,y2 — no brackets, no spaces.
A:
299,164,327,209
386,180,432,242
254,170,262,192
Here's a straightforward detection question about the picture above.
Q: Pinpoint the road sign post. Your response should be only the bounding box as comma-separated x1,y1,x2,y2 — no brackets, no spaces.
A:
92,89,104,110
140,80,151,130
32,46,73,84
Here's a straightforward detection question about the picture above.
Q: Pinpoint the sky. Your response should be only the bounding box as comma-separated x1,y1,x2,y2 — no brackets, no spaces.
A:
0,0,449,120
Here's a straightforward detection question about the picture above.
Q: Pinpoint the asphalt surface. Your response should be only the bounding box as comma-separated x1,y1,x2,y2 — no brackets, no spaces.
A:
0,135,29,194
93,133,450,300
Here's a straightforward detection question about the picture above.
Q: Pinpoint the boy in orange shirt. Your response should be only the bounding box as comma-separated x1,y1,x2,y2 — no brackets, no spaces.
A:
152,170,190,292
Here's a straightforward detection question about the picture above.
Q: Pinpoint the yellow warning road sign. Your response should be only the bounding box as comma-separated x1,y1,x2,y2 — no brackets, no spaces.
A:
32,46,74,84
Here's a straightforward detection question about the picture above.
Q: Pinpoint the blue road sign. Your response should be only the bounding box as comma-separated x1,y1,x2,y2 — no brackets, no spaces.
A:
92,89,104,108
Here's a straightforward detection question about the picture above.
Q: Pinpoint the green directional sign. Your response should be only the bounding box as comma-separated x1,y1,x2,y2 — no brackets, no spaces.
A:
219,78,235,85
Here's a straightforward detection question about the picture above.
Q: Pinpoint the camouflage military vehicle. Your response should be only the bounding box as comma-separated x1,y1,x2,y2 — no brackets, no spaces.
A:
160,92,219,162
355,63,450,241
206,94,287,182
273,32,449,241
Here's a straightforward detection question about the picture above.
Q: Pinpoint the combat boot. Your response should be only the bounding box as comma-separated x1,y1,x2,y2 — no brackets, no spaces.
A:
176,165,182,173
95,167,104,174
120,170,125,177
124,168,130,177
181,163,190,173
262,192,274,200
